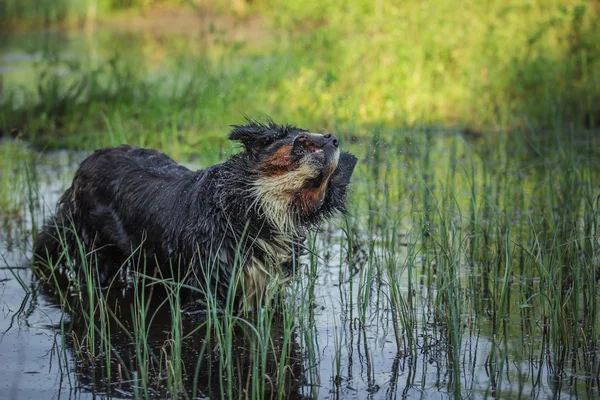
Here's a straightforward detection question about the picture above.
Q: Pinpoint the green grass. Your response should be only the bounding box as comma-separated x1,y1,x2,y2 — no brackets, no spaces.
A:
338,126,599,397
1,123,598,398
31,220,301,398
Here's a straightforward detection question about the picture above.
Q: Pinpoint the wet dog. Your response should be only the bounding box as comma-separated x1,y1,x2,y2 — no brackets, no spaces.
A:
34,121,357,308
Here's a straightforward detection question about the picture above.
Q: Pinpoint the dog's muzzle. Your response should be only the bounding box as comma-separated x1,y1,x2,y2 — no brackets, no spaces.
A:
294,133,339,155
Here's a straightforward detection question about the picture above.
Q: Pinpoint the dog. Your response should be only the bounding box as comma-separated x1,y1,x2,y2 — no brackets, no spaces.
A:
34,120,357,309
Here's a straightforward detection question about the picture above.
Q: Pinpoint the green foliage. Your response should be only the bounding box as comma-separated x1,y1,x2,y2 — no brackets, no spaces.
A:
264,0,600,128
0,0,599,143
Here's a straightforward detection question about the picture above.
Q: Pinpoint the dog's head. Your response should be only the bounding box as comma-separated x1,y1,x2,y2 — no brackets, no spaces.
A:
229,120,357,232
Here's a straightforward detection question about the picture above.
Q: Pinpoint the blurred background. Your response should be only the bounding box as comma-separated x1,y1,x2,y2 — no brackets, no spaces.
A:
1,0,599,152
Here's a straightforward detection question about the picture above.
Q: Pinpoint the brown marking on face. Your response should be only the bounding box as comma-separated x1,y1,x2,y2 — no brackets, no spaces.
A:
256,144,339,229
258,145,297,176
295,159,339,214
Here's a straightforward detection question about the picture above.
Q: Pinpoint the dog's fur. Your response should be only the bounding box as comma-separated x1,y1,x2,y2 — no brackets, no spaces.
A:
34,121,357,308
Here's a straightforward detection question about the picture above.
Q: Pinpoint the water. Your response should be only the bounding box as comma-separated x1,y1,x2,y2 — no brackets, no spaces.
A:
0,150,76,399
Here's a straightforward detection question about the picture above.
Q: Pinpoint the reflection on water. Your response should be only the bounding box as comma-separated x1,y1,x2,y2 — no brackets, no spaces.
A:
36,279,306,399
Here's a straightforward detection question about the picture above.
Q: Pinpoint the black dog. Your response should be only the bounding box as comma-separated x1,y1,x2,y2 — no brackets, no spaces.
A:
34,121,357,308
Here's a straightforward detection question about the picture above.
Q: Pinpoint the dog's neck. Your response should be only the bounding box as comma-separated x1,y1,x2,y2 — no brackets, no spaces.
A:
215,157,316,238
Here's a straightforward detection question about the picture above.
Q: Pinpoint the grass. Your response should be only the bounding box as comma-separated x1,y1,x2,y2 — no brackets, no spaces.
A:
1,123,598,398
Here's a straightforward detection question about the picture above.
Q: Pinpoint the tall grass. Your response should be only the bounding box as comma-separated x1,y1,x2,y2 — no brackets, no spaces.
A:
267,0,600,129
333,125,599,397
30,212,304,398
0,121,597,398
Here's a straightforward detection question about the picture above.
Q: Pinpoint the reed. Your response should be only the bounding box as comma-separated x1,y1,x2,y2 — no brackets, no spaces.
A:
1,106,598,398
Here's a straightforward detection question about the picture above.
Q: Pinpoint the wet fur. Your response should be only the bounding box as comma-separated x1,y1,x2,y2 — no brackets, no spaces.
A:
34,121,357,308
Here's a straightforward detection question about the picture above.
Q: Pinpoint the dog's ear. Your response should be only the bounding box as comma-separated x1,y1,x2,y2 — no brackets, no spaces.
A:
331,152,357,187
322,152,358,213
229,120,289,155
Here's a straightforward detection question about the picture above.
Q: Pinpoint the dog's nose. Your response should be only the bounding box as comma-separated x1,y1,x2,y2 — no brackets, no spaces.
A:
296,132,339,150
323,133,339,148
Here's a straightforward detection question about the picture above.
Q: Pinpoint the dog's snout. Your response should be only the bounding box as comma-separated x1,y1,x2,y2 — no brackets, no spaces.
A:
296,132,339,150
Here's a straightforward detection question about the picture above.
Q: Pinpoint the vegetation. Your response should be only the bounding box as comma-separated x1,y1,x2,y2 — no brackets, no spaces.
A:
0,0,599,398
1,0,599,144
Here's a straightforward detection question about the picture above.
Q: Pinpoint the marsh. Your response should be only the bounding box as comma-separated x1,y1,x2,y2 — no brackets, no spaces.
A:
1,2,599,399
